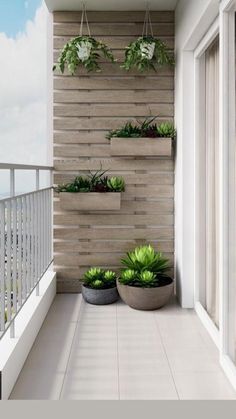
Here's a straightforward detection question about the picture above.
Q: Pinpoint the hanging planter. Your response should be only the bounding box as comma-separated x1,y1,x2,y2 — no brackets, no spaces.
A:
122,7,174,72
53,5,115,74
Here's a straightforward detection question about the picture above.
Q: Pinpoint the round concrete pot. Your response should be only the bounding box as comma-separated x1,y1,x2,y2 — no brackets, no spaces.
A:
117,280,174,311
82,285,119,305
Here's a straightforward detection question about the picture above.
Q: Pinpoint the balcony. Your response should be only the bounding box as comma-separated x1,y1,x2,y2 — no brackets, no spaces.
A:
1,0,236,401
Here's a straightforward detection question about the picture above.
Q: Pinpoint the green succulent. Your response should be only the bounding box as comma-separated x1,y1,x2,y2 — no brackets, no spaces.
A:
104,270,117,284
55,170,125,194
82,267,117,290
121,245,169,276
121,36,174,72
119,269,138,285
156,122,176,139
107,118,176,140
106,122,142,140
107,177,125,192
138,270,157,287
53,35,115,75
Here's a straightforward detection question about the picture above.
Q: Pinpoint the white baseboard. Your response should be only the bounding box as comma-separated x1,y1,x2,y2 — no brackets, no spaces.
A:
0,270,56,400
195,301,220,348
220,354,236,391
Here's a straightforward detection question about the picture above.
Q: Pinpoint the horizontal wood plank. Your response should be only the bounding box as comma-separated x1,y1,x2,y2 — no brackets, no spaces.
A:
53,23,174,37
54,227,174,240
54,103,174,118
54,253,174,267
54,76,174,91
54,214,174,226
53,11,175,23
54,159,174,172
54,240,174,253
53,117,171,131
54,90,174,104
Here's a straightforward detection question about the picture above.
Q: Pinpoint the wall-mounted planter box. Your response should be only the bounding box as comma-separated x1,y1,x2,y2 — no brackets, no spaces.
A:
110,138,172,157
59,192,121,211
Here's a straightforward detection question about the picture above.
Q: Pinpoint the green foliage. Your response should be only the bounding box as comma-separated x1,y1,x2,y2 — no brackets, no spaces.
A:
138,270,156,287
107,118,176,140
156,122,177,139
55,170,125,193
53,35,115,75
121,36,174,72
119,244,170,288
119,269,138,285
107,177,125,192
82,267,117,290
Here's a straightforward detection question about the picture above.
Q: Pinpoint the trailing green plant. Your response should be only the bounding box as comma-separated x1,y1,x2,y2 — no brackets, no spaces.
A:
156,122,176,139
107,177,125,192
121,36,174,72
55,170,125,193
106,117,176,140
53,35,115,75
119,244,170,288
82,267,117,290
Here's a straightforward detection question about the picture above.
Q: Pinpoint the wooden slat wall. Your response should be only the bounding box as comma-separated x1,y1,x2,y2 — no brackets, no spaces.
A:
53,11,175,292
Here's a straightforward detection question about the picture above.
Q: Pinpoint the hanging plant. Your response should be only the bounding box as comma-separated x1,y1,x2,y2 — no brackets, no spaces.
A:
53,35,115,74
121,7,174,72
53,5,115,74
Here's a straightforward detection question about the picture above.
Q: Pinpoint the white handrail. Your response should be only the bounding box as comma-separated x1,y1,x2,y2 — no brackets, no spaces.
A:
0,163,53,170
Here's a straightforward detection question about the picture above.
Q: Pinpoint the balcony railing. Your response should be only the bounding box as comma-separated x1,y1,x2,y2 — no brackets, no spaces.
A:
0,164,53,339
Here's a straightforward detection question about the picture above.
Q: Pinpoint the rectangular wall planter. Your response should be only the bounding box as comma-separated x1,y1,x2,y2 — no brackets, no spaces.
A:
110,137,172,157
59,192,121,211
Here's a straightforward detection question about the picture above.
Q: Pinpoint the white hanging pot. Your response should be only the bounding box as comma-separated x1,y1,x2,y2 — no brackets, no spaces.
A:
77,40,92,62
140,41,155,60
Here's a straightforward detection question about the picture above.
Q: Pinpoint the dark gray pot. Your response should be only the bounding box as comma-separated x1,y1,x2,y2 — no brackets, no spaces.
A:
117,280,174,311
82,285,119,305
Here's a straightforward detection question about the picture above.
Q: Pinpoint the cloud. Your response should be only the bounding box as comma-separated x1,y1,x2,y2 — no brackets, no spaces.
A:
0,2,48,168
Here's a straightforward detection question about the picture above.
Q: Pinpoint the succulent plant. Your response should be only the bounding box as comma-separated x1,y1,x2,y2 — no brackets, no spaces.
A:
119,244,170,288
55,170,125,194
138,270,157,287
82,267,117,290
156,122,176,139
107,177,125,192
107,118,176,140
119,269,138,285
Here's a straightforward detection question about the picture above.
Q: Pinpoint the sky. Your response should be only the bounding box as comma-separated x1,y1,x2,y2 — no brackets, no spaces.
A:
0,0,48,193
0,0,42,37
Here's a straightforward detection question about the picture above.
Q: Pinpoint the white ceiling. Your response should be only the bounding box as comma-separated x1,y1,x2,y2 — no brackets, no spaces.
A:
44,0,178,12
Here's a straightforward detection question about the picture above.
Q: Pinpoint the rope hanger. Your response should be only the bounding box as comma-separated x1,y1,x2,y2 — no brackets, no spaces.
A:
80,2,91,37
142,3,154,37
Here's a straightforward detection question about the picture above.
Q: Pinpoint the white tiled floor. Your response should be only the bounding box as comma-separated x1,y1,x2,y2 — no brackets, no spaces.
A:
10,294,236,400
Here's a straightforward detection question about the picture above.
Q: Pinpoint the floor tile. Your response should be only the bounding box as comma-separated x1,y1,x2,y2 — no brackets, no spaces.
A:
166,348,221,373
61,370,119,400
119,373,178,400
174,372,236,400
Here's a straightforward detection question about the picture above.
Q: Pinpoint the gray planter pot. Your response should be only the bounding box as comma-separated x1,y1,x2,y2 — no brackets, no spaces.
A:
82,285,119,305
117,280,174,311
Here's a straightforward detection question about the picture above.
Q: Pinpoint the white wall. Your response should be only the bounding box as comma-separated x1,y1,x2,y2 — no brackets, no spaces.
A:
175,0,219,307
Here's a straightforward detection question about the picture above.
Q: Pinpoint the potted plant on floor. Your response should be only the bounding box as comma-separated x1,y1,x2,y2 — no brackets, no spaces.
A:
81,268,119,305
117,244,174,310
107,118,176,157
55,169,125,211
